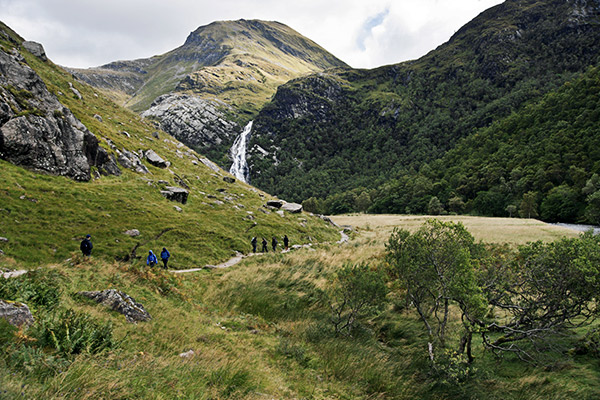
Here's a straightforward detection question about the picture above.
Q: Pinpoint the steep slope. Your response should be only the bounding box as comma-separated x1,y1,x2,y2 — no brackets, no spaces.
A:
247,0,600,205
71,20,348,163
0,22,338,268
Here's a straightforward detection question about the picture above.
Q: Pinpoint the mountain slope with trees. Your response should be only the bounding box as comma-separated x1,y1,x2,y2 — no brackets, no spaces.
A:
247,0,600,223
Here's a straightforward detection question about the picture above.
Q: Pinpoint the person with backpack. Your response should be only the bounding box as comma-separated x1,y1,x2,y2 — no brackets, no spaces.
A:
272,236,278,252
251,237,257,253
160,247,170,269
80,234,93,257
147,250,158,267
261,237,268,253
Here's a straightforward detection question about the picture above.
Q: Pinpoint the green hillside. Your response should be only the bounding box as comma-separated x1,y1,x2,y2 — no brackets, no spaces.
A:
247,0,600,222
0,22,338,269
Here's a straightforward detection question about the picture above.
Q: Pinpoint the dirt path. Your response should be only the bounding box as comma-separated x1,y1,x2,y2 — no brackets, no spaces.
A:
171,230,349,274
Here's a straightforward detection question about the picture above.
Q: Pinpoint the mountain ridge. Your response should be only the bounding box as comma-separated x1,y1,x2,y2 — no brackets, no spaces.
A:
70,19,348,163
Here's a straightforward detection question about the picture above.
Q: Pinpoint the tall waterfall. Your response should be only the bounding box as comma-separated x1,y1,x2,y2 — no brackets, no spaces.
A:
229,121,253,183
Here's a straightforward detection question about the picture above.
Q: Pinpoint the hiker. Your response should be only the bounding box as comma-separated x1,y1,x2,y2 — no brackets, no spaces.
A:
147,250,158,267
272,236,278,252
160,247,170,269
251,237,257,253
80,234,93,257
261,237,268,252
283,235,289,250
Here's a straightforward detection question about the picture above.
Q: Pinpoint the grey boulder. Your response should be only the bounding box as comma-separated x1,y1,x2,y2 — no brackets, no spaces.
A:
0,300,34,327
78,289,151,323
160,186,189,204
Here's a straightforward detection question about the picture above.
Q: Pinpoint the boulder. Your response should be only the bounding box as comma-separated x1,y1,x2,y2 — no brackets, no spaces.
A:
266,200,284,209
281,202,303,213
124,229,140,237
160,186,189,204
0,237,8,242
118,149,149,174
223,176,235,184
77,289,151,323
144,149,168,168
179,350,195,358
22,41,47,61
0,300,34,327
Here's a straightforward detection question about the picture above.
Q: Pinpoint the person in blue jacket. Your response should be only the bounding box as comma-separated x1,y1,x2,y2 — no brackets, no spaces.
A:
160,247,170,269
147,250,158,267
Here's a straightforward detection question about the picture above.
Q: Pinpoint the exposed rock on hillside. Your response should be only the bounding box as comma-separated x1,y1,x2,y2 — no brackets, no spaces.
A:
78,289,151,323
0,300,34,327
160,186,189,204
0,47,119,180
141,94,238,149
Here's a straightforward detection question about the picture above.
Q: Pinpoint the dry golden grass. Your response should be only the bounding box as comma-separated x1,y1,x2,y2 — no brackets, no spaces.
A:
330,214,580,248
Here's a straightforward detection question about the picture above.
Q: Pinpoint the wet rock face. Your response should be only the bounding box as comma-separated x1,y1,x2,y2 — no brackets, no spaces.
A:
0,300,34,327
78,289,151,323
0,48,119,180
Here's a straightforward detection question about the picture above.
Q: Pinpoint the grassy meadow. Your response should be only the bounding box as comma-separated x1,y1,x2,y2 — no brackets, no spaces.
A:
2,214,599,399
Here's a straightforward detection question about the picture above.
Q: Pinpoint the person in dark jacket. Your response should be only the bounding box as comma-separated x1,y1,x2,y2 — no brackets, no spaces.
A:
251,237,257,253
160,247,170,269
147,250,158,267
261,237,268,252
283,235,289,250
80,234,93,257
272,236,278,252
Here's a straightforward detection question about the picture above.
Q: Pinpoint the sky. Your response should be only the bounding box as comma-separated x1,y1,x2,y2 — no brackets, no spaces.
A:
0,0,504,69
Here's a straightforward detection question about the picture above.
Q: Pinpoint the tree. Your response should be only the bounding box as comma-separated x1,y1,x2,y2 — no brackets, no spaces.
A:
479,233,600,361
386,219,486,363
519,191,538,218
505,204,517,218
448,196,465,214
328,263,387,336
427,196,445,215
355,191,372,213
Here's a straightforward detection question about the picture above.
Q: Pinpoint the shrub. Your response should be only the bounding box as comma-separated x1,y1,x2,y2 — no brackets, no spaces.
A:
32,309,114,357
327,263,387,336
0,269,63,311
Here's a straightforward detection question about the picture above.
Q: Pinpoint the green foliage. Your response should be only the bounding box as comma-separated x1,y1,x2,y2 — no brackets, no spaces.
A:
327,263,387,336
480,232,600,360
386,219,486,363
0,269,63,311
32,309,115,357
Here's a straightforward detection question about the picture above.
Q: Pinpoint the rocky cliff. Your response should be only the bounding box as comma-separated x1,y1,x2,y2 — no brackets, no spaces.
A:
0,25,119,180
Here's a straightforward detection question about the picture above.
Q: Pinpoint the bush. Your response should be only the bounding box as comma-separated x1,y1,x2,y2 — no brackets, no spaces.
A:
0,269,63,311
327,263,387,336
32,309,114,357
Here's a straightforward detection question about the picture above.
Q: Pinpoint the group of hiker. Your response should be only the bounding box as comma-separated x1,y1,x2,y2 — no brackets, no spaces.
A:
80,234,171,269
80,232,292,267
251,235,289,253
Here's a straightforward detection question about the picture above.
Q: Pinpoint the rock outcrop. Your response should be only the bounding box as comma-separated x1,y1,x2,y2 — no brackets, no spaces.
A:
160,186,189,204
78,289,151,323
281,202,303,213
141,94,238,149
0,300,34,327
0,47,119,180
22,41,47,61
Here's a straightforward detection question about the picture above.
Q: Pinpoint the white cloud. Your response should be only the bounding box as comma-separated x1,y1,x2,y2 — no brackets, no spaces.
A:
0,0,504,69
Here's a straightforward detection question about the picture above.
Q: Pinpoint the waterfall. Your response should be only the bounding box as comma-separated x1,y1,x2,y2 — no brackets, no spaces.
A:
229,121,253,183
